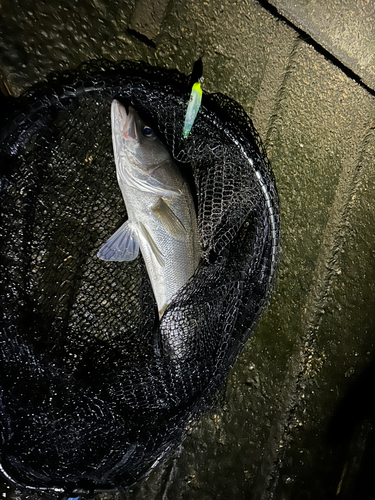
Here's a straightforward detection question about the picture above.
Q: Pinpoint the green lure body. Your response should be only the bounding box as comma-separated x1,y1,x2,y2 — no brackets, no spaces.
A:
182,80,203,138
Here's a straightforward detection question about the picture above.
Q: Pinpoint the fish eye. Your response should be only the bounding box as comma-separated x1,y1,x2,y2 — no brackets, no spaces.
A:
142,126,153,137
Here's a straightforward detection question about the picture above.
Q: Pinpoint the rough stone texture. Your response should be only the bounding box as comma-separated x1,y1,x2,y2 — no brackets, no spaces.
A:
1,0,374,499
129,0,171,42
267,0,375,92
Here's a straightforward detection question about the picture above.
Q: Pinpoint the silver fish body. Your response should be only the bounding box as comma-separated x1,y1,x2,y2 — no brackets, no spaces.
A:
98,100,200,318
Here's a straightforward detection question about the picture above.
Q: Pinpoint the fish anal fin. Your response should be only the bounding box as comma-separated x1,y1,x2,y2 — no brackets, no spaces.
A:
137,221,165,267
97,220,139,262
152,198,186,238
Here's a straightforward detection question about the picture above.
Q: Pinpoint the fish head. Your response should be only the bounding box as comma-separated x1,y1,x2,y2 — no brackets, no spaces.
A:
111,100,170,168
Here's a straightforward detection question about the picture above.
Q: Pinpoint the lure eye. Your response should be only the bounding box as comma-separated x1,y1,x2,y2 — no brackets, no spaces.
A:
142,126,153,137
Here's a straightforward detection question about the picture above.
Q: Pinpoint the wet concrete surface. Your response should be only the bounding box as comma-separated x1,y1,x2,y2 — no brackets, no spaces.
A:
1,0,375,499
267,0,375,92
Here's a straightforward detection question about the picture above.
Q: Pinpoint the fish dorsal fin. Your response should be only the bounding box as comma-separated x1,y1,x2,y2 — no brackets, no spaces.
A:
152,198,187,239
117,157,181,197
97,220,139,262
137,221,165,267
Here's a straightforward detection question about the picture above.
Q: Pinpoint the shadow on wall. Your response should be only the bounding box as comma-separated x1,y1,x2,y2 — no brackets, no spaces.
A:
326,352,375,499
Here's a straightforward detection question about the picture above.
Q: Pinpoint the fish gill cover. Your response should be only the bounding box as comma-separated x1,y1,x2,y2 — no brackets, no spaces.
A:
0,60,281,497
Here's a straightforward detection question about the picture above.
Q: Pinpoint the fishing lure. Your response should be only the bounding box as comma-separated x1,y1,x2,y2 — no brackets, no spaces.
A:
182,77,203,138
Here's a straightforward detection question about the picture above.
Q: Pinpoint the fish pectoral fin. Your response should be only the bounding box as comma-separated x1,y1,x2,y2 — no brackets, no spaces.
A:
137,221,165,267
97,220,139,262
152,198,187,238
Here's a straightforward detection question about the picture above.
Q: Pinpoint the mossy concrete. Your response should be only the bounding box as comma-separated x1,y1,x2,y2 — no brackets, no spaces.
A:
1,0,374,499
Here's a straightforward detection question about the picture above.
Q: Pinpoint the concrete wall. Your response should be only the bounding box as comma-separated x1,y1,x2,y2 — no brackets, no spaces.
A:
1,0,374,498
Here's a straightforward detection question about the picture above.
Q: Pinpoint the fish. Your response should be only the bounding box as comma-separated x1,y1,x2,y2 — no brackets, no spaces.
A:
182,78,203,138
98,100,201,318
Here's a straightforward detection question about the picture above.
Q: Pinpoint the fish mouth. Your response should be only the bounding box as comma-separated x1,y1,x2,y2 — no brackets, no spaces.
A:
112,100,138,141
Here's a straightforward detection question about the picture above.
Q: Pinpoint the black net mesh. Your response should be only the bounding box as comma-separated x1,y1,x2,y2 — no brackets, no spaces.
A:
0,60,281,497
